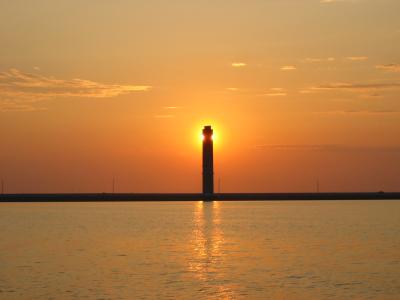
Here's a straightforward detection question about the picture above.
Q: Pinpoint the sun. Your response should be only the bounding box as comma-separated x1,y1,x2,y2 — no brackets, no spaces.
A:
191,122,223,151
199,134,215,141
199,127,217,143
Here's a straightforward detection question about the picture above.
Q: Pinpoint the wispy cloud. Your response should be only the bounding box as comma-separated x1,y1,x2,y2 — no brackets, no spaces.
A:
320,0,358,4
163,106,182,110
346,56,368,61
0,69,151,112
299,89,317,94
376,64,400,72
264,93,287,97
255,144,342,151
255,144,400,153
0,99,47,112
280,65,297,71
303,57,335,63
226,87,239,92
314,110,400,115
231,62,246,68
320,0,341,3
263,88,287,97
225,87,288,97
307,82,400,93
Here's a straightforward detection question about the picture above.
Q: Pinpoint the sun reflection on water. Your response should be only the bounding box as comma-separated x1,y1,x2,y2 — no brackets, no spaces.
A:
188,201,235,299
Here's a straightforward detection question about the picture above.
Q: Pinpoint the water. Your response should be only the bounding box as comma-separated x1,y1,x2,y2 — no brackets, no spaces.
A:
1,201,399,299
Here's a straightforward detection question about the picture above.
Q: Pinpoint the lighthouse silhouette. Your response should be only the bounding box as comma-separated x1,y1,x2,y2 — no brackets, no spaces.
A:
202,125,214,197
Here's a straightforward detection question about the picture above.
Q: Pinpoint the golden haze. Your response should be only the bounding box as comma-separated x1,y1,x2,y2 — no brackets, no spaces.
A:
0,1,399,192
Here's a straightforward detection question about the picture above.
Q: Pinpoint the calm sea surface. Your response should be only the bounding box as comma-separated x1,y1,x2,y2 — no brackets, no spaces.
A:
1,201,400,299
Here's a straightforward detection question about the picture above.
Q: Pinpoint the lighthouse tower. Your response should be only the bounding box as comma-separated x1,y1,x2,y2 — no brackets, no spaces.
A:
202,125,214,196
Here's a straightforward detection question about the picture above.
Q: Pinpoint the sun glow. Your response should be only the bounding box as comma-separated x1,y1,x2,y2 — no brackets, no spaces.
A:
199,130,216,143
191,122,224,152
200,134,215,141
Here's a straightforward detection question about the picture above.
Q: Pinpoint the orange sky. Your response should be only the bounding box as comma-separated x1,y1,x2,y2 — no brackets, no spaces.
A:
1,0,399,193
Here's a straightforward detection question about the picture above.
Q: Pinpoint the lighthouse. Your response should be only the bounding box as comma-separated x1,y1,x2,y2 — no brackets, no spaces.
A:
202,125,214,196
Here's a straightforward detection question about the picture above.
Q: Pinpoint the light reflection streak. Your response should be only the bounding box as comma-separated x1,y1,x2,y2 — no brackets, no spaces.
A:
189,201,234,299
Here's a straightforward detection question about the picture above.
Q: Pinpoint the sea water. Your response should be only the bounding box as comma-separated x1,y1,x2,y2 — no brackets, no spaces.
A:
1,201,399,299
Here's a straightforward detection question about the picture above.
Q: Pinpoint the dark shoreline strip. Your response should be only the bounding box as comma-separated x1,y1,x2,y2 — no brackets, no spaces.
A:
1,192,400,202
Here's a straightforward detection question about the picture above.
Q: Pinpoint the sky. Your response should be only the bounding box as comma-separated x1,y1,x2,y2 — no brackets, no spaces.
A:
1,0,400,193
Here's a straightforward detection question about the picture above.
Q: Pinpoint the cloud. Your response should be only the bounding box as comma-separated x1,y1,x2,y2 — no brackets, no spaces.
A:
303,56,367,64
320,0,356,3
231,62,246,68
255,144,344,151
264,93,287,97
320,0,345,3
314,110,400,115
226,87,288,97
307,82,400,93
263,87,287,97
280,65,297,71
0,69,151,112
299,89,317,94
346,56,368,61
303,57,335,63
0,99,47,112
255,144,400,153
163,106,182,110
376,64,400,72
300,81,400,99
320,0,363,4
226,87,239,91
